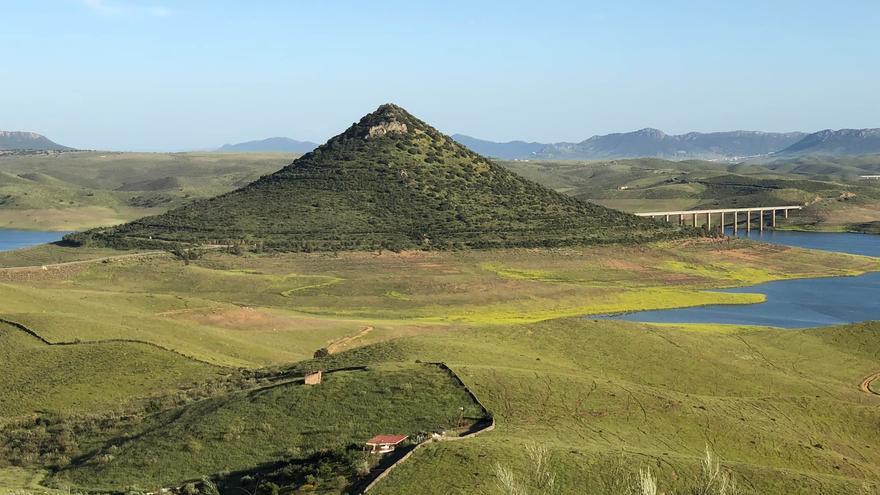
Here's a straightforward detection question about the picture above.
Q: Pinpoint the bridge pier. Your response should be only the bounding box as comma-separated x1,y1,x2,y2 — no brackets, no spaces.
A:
634,206,802,235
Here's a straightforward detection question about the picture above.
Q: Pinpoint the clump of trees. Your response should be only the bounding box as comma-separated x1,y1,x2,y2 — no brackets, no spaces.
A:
169,246,206,265
207,446,372,495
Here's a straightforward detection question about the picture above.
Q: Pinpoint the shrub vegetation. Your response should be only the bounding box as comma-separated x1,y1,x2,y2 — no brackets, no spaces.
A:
65,105,691,252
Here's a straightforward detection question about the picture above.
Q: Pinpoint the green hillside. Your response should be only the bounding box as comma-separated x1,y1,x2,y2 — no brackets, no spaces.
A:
369,320,880,495
65,105,689,251
0,242,878,494
9,319,880,495
501,157,880,233
0,321,221,419
3,147,878,234
0,151,292,231
49,363,485,493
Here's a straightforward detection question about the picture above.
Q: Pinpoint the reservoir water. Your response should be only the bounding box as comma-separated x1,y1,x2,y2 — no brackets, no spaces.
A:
604,229,880,328
724,229,879,257
0,229,69,252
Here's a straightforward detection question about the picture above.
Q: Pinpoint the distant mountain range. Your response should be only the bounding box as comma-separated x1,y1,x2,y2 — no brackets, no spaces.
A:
7,126,880,159
452,129,808,161
216,137,319,153
452,128,880,161
777,129,880,156
450,135,547,160
0,131,72,151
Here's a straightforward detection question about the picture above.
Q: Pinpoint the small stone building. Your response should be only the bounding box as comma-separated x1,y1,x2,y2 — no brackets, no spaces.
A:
304,371,322,385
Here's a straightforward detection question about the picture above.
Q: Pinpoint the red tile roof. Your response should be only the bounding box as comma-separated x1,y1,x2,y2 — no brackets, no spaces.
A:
366,434,408,445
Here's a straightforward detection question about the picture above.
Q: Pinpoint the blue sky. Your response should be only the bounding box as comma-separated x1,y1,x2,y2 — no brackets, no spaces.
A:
3,0,879,150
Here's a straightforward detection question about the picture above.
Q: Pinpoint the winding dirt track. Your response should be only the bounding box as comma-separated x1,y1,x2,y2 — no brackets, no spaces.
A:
859,371,880,396
327,326,374,353
0,244,232,273
0,251,167,272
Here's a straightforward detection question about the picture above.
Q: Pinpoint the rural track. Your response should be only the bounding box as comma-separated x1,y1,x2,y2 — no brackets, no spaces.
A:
0,243,233,272
0,250,167,272
327,325,374,353
859,371,880,396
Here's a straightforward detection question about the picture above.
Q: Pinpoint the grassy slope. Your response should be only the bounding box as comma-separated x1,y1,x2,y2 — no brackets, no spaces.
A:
0,151,293,230
0,322,221,419
0,239,876,368
501,157,880,233
0,238,877,493
0,244,137,267
50,364,485,492
755,154,880,180
67,105,687,251
369,320,880,494
41,319,880,494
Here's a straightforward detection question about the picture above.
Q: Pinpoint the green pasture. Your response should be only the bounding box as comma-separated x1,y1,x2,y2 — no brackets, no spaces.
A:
0,239,877,494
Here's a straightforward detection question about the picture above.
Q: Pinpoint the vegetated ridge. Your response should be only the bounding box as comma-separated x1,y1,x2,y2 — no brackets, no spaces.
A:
0,131,72,151
65,104,690,251
500,156,880,233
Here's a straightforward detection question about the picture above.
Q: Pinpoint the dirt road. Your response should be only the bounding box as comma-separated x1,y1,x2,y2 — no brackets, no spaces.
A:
327,326,374,353
0,251,167,272
859,371,880,396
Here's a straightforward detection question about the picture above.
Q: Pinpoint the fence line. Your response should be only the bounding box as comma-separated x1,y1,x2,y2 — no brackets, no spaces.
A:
361,362,495,493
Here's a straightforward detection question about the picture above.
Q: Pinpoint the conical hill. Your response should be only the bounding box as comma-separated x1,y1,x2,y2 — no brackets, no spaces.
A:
66,104,688,251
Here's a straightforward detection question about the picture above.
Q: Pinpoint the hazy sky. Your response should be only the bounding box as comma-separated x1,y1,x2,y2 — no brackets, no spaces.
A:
3,0,879,150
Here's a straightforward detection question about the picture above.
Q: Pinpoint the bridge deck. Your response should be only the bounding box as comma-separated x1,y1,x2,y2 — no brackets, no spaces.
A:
635,206,802,217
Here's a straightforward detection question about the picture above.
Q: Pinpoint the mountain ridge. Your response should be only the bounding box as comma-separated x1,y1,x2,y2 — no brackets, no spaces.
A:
777,128,880,156
453,129,806,161
0,131,72,151
66,104,689,251
450,134,546,160
217,137,319,153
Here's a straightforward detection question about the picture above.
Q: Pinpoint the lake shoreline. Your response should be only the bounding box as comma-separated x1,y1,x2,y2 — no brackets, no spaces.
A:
0,229,71,253
599,230,880,328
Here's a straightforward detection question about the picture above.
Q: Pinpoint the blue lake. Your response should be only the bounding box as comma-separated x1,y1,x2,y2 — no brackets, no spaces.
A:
0,229,69,252
724,229,879,257
603,229,880,328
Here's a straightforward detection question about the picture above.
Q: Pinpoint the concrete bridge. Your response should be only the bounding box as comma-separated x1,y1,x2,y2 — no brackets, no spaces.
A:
635,205,803,233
